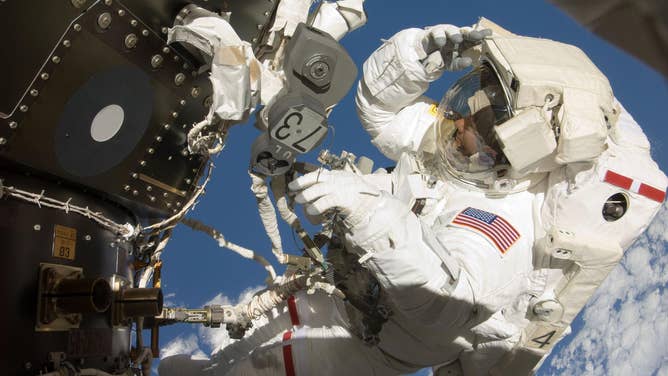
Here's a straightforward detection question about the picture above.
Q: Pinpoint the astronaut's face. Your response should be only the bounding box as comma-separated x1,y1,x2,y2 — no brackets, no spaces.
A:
453,118,477,157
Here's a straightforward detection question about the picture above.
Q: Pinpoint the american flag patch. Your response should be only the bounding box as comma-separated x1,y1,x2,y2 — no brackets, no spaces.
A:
451,207,520,254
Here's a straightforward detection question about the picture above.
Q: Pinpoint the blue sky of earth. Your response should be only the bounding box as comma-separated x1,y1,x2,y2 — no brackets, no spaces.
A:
154,1,668,375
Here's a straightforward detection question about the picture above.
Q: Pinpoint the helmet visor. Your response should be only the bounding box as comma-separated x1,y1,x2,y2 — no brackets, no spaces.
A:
435,63,512,176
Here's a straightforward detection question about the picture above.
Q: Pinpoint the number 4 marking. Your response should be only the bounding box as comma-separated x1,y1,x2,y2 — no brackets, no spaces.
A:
532,330,557,348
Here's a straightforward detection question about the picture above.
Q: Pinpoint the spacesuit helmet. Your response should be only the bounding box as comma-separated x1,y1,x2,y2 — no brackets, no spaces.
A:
429,26,616,193
432,61,517,191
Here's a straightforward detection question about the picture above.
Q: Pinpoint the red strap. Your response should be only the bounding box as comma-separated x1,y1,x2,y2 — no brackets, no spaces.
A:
287,295,300,326
604,170,666,203
282,331,296,376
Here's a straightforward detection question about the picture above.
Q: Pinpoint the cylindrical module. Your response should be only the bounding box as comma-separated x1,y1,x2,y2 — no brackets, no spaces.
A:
0,169,136,375
118,288,164,318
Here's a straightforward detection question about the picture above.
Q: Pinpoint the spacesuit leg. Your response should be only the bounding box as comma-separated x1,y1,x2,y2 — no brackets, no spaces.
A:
207,290,400,376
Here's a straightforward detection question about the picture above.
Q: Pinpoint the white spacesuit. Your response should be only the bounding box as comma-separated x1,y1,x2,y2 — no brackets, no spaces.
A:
160,19,667,376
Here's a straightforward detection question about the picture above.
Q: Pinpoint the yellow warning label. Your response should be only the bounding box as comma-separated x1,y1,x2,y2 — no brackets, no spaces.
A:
53,225,77,260
428,103,439,117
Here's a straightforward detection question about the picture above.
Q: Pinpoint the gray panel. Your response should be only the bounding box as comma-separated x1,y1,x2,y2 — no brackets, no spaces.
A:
551,0,668,77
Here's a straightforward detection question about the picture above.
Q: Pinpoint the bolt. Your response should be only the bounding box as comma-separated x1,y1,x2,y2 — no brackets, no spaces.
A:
256,24,263,30
117,9,125,16
181,149,188,157
174,73,186,86
151,54,163,68
19,105,28,112
70,0,87,8
309,61,329,80
97,12,112,29
176,202,182,207
185,178,192,184
203,96,213,108
131,172,138,179
84,235,92,241
104,0,112,5
33,224,41,231
130,19,138,27
161,26,169,34
132,190,138,196
141,29,149,37
162,46,170,54
74,23,82,32
179,99,186,106
9,121,18,129
166,202,172,208
41,72,50,80
163,124,171,130
155,136,162,142
173,55,180,62
182,63,190,70
52,56,61,64
171,111,179,118
149,196,156,202
146,185,152,191
124,33,138,49
147,147,155,154
63,40,71,47
30,89,39,96
0,137,6,145
139,160,146,166
190,86,200,98
124,185,130,191
163,192,168,198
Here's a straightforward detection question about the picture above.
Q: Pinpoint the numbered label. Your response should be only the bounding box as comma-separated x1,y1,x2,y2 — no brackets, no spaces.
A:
526,326,565,350
52,224,77,261
270,106,327,153
531,330,556,348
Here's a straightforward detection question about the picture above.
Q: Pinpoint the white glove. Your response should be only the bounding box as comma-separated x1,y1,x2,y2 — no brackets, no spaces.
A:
288,169,382,227
420,24,492,72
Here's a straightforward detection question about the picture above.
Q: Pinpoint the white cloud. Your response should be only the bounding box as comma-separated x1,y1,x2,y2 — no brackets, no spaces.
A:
545,203,668,375
160,333,209,360
163,292,177,307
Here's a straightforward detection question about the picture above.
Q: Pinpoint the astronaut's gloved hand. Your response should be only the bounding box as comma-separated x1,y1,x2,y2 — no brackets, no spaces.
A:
420,25,492,72
289,169,382,228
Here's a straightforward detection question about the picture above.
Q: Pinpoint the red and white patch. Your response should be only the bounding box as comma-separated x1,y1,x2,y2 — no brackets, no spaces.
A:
603,170,666,203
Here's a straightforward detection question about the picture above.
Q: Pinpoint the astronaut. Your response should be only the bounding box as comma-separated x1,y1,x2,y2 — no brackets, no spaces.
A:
160,19,667,376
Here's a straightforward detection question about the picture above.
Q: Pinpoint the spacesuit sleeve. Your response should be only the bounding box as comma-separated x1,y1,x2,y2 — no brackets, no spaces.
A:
355,28,444,161
344,193,476,325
